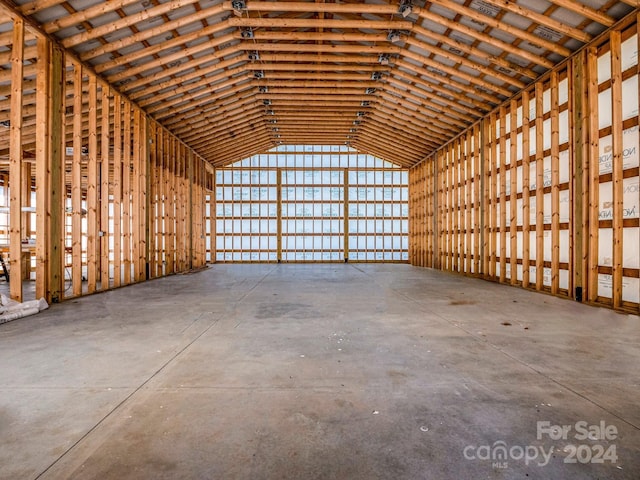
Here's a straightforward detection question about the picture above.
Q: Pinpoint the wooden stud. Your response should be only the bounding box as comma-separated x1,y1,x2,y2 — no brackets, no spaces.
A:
112,96,122,288
122,100,132,284
148,122,158,278
465,132,473,274
535,82,545,291
100,86,111,290
188,152,194,269
610,30,624,309
140,114,149,281
566,64,575,298
408,168,415,264
499,106,507,283
193,157,202,268
481,118,490,276
277,168,282,262
452,143,457,272
489,113,498,279
474,123,482,275
48,45,65,303
86,74,98,293
35,35,50,300
131,107,141,281
209,170,215,262
9,18,24,302
177,144,186,271
522,90,531,289
343,167,349,261
183,147,190,269
428,160,435,267
71,62,83,298
161,132,169,274
550,71,561,295
510,100,518,285
587,46,600,303
572,52,587,302
167,135,175,274
174,143,182,271
449,146,455,271
160,129,167,273
143,115,156,281
436,156,442,269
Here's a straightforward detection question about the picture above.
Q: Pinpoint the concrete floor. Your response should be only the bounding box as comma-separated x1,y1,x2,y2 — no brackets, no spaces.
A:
0,264,638,480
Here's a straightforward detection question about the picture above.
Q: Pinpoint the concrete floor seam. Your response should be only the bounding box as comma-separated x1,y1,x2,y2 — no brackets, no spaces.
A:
34,267,279,478
33,311,225,480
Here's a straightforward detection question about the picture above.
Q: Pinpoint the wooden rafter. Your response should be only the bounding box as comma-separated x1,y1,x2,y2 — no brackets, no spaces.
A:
1,0,635,167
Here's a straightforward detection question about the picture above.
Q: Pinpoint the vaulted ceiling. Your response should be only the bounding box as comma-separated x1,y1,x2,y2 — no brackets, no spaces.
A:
2,0,637,167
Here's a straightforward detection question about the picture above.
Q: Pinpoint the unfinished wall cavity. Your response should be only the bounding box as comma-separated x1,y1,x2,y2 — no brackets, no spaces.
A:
0,11,211,303
409,16,640,314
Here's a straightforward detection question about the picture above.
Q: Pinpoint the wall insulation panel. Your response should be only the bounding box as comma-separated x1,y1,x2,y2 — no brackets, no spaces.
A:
213,146,408,263
408,16,640,314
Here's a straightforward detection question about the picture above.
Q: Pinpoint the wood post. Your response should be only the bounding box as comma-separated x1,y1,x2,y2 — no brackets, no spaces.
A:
572,51,587,302
71,62,83,298
35,36,50,300
521,91,531,289
343,168,349,261
9,18,24,302
610,31,624,309
100,86,111,290
276,168,282,262
86,75,98,294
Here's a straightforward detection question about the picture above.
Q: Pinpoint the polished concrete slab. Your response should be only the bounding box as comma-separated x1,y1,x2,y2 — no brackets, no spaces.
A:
0,264,638,480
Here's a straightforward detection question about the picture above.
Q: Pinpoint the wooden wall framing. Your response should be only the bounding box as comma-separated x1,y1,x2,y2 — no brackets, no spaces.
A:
0,11,209,303
408,15,640,314
213,150,408,263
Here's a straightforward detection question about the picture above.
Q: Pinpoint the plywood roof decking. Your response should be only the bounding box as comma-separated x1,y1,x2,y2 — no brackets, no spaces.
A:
0,0,637,167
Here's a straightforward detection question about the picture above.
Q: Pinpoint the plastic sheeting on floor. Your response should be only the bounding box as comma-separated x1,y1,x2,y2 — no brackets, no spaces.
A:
0,295,49,325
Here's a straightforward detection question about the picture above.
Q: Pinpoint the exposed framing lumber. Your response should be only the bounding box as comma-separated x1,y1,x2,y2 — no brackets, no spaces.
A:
112,96,122,288
498,106,507,283
547,0,615,27
140,113,149,281
479,0,592,43
509,100,518,286
86,75,98,294
572,51,588,302
100,85,111,290
343,168,349,261
79,3,229,62
489,112,498,279
414,6,554,69
276,168,282,262
408,10,639,313
49,44,66,303
521,91,531,289
465,132,473,274
61,0,203,49
9,18,24,301
610,30,624,309
148,122,158,278
35,36,50,300
71,62,83,298
535,83,545,291
550,71,561,294
122,100,132,285
131,107,142,282
473,124,482,275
